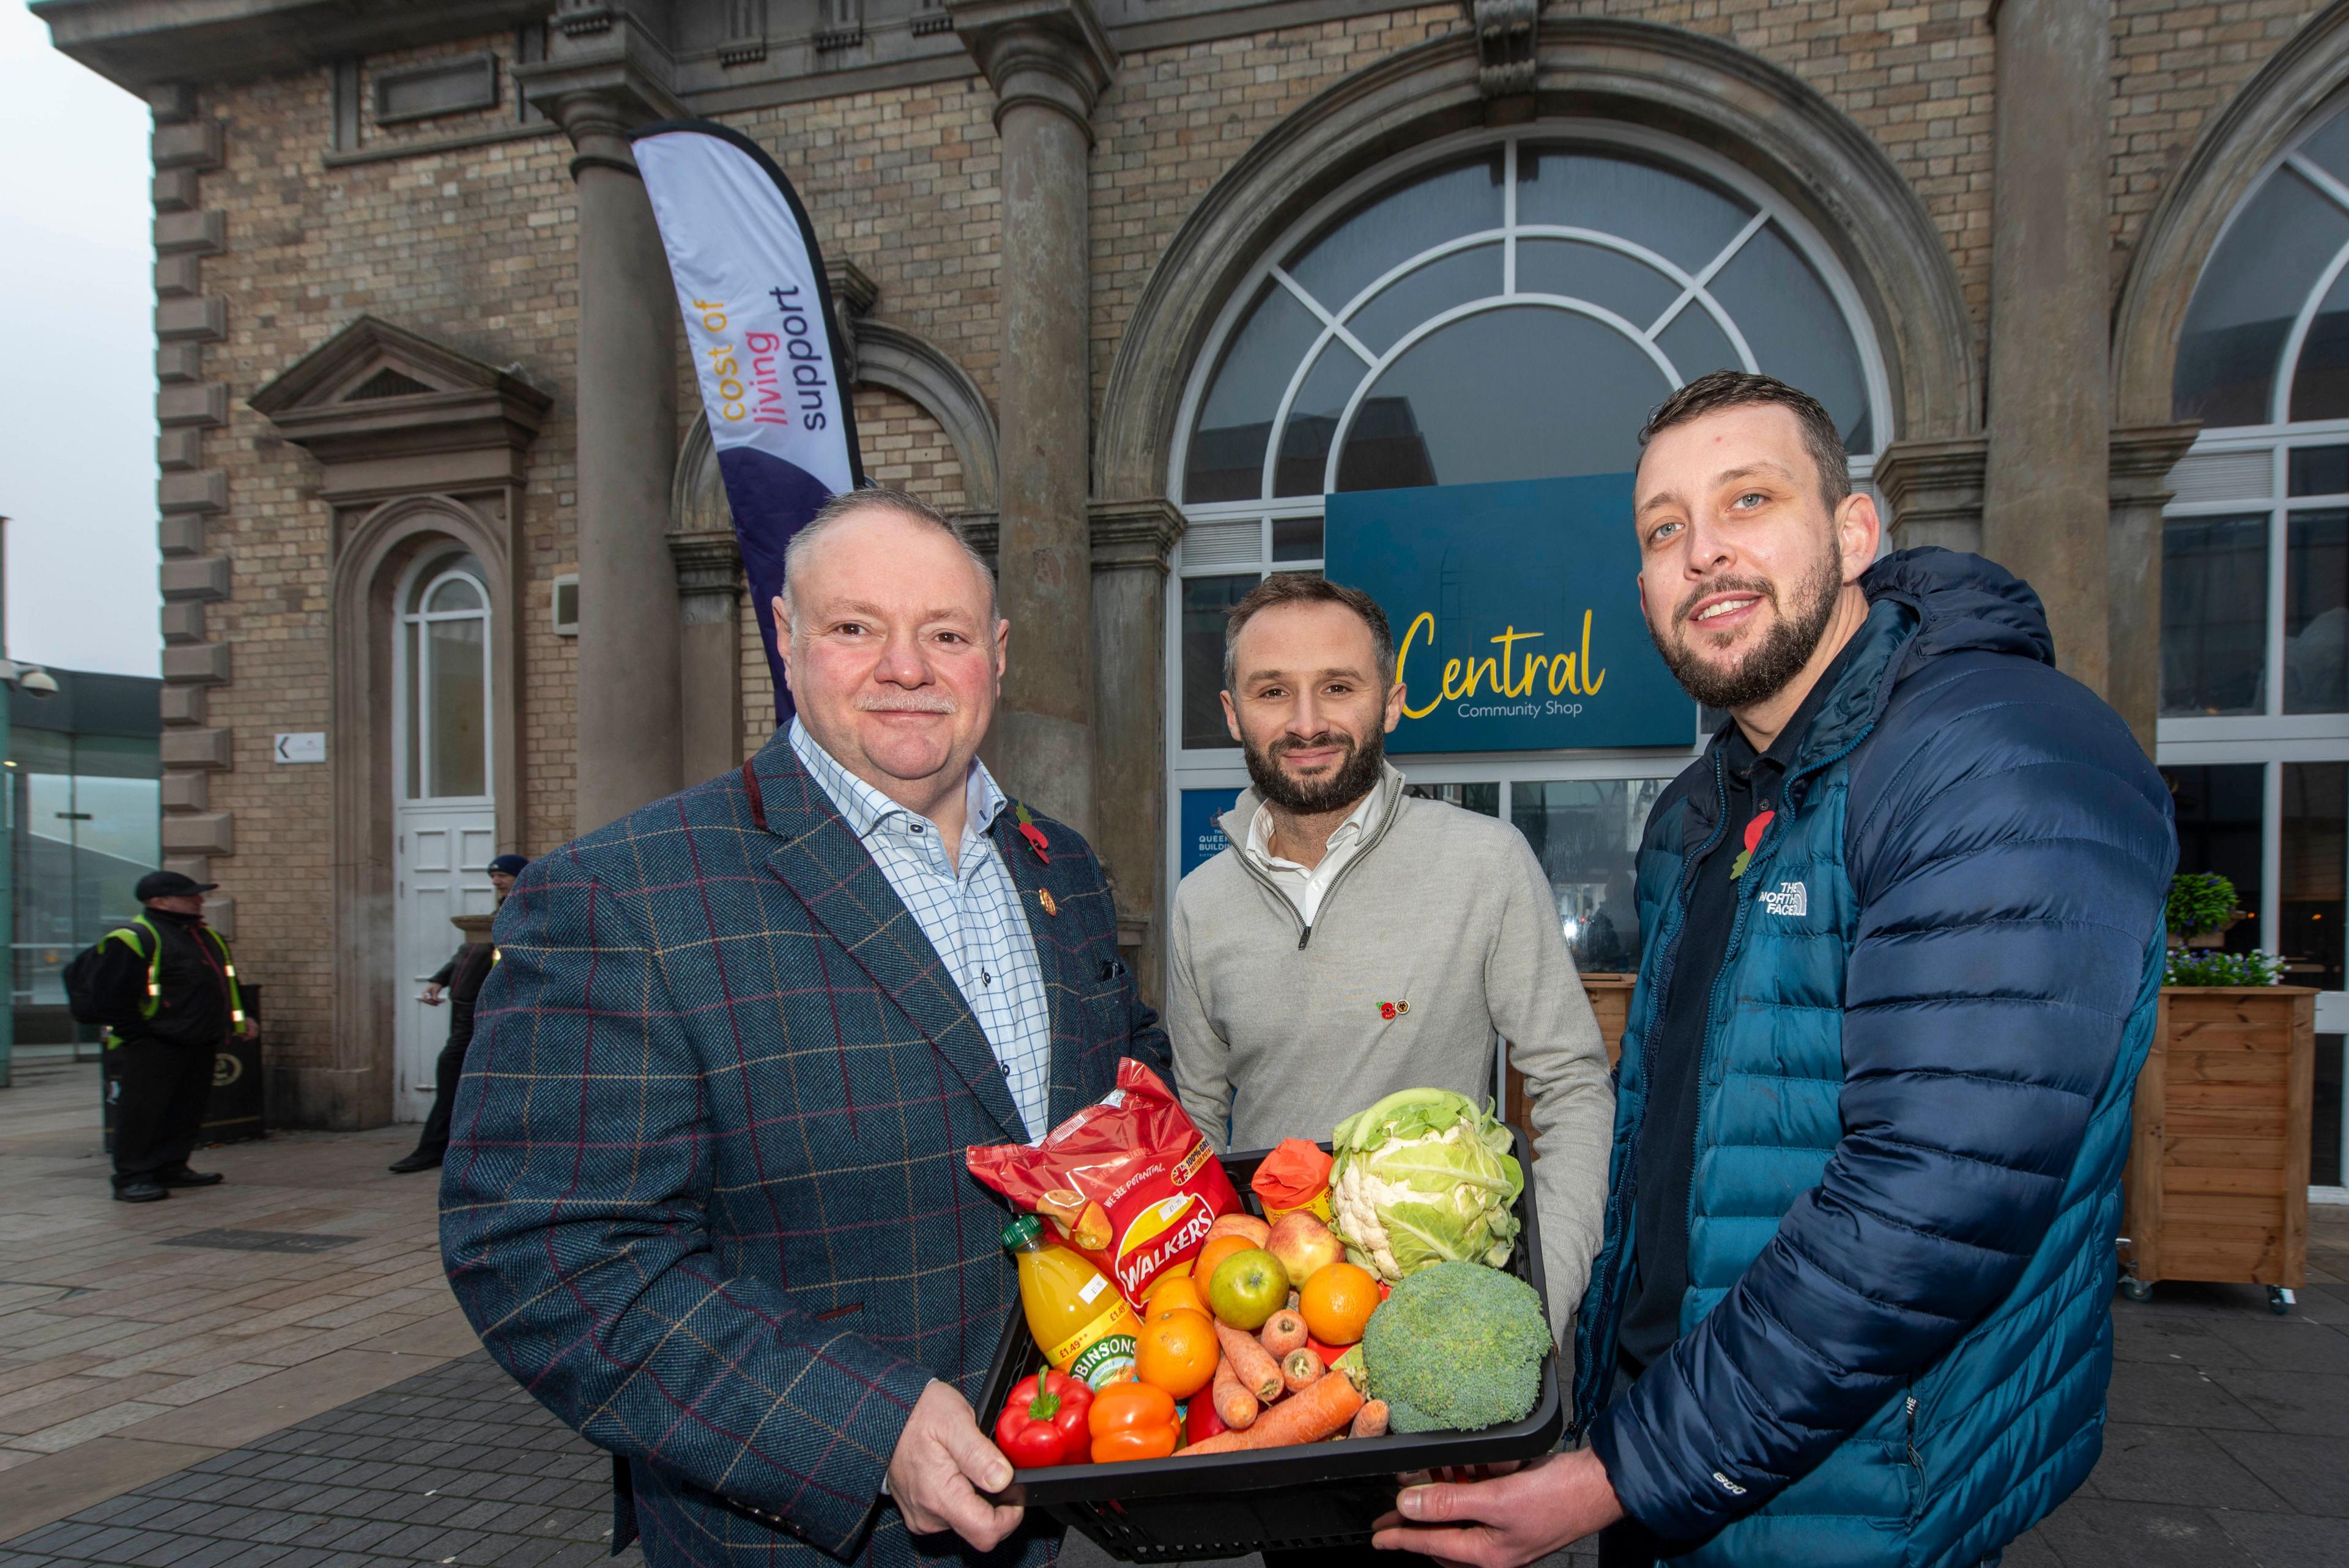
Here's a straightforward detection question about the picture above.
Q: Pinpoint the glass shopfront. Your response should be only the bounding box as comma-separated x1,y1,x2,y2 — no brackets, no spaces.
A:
1165,122,1891,984
2164,98,2349,1194
7,671,162,1049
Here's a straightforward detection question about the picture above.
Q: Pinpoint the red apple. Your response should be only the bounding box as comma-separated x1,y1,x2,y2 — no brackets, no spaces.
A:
1266,1212,1343,1287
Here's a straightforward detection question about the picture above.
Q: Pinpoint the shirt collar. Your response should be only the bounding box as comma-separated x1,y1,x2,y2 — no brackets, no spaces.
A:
1720,631,1865,783
1245,786,1380,870
790,718,1008,845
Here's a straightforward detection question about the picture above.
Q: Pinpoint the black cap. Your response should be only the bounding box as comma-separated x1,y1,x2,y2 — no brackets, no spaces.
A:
487,854,530,877
136,871,218,902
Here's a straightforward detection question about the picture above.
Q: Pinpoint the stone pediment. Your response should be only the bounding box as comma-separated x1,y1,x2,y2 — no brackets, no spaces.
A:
250,315,554,499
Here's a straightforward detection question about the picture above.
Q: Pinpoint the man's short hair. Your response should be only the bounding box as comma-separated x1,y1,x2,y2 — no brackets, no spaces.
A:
1222,574,1395,691
1638,370,1852,509
780,486,997,626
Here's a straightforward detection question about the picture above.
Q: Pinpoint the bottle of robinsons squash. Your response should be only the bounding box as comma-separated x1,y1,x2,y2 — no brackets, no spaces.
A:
1003,1214,1139,1392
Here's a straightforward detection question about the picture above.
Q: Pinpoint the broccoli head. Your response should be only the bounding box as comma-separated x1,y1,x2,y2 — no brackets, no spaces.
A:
1360,1260,1551,1433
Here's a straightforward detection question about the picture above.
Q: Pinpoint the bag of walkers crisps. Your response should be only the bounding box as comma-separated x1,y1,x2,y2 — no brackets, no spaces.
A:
967,1060,1242,1308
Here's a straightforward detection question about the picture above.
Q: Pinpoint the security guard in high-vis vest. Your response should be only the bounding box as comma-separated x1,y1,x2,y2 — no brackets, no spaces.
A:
85,871,247,1203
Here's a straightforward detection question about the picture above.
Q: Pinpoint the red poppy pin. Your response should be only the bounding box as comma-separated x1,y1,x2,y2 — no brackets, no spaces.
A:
1013,803,1050,864
1730,809,1775,880
1378,1000,1409,1021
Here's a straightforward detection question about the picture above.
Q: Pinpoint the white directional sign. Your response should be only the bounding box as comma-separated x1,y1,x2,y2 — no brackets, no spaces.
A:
274,732,326,764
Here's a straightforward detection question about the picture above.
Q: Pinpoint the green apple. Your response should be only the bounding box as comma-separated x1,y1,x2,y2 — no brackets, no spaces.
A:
1206,1247,1291,1331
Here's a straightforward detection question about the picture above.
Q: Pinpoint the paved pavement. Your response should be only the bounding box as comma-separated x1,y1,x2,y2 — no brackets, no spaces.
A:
0,1057,2339,1567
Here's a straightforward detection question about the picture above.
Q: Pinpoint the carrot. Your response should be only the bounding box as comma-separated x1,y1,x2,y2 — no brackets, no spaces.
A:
1259,1310,1307,1358
1214,1319,1283,1402
1211,1358,1259,1430
1281,1348,1324,1394
1348,1399,1389,1440
1179,1369,1364,1455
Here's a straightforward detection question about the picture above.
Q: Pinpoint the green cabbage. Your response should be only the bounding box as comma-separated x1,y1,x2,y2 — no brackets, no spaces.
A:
1327,1088,1524,1283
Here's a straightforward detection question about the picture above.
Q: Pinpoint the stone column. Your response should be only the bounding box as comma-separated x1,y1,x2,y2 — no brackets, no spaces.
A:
1981,0,2114,695
560,93,683,832
955,0,1116,838
671,530,746,779
2107,423,2200,754
1089,499,1183,998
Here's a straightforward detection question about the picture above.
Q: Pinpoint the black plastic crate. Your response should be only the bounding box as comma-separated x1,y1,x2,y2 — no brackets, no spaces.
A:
977,1125,1564,1562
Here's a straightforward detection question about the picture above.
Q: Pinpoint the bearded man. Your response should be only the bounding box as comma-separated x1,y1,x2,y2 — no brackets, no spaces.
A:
1373,372,2175,1568
1165,573,1615,1341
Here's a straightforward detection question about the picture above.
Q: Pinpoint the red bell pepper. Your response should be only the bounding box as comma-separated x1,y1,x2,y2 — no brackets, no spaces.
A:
1184,1393,1226,1446
995,1369,1093,1470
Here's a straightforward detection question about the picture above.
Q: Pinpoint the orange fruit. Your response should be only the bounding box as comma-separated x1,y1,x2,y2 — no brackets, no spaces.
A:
1144,1273,1206,1321
1190,1233,1255,1284
1298,1261,1381,1347
1134,1307,1219,1399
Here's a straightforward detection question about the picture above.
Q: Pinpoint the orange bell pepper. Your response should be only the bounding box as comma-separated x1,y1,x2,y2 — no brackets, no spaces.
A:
1088,1381,1179,1463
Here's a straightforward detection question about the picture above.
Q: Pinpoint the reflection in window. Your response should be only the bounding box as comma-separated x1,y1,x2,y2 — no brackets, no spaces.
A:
1510,778,1664,975
11,730,160,1014
1182,574,1256,750
2175,165,2349,427
1403,782,1499,817
2163,764,2265,956
1704,222,1873,453
1338,308,1667,490
427,615,486,798
1284,153,1505,314
1271,518,1323,562
2162,515,2267,715
1185,281,1319,503
2282,762,2345,992
2290,445,2349,497
2287,510,2349,713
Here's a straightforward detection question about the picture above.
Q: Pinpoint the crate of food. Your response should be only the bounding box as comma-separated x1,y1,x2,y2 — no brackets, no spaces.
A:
970,1087,1564,1564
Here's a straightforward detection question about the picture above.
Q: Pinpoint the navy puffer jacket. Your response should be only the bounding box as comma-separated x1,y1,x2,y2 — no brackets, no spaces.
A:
1573,549,2175,1568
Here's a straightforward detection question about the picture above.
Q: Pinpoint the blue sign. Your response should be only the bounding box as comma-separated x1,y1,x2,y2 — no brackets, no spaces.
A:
1179,787,1241,878
1325,475,1693,753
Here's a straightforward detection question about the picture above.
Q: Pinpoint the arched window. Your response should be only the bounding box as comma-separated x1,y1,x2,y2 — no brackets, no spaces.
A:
397,551,492,802
1165,124,1891,975
2162,99,2349,1194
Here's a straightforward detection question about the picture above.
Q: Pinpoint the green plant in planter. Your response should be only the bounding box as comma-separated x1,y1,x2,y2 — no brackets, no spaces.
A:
2165,872,2238,942
2164,948,2287,986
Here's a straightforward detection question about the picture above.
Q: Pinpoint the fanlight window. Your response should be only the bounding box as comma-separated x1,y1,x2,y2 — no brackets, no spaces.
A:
401,552,491,801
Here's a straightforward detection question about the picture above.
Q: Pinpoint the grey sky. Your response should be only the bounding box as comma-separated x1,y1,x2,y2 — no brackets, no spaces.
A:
1,5,158,679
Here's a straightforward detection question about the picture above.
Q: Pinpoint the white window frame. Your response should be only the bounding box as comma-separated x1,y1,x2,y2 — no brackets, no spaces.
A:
393,555,496,808
1163,119,1893,932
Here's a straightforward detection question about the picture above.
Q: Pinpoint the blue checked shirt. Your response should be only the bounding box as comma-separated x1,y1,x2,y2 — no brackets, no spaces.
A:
790,719,1055,1140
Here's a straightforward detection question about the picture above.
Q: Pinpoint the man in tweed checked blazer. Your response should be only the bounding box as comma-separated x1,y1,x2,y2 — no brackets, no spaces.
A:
442,489,1170,1567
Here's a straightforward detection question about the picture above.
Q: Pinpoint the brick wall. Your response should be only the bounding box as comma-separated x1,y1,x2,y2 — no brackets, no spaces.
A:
176,32,578,1080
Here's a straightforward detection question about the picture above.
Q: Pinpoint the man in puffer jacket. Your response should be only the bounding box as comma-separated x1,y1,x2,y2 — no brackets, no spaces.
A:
1373,370,2175,1568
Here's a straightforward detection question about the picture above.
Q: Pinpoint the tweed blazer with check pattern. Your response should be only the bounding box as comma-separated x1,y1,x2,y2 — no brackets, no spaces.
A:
439,730,1167,1567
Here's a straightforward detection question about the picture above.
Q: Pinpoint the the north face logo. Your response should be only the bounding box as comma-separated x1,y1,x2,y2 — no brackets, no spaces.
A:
1761,880,1808,917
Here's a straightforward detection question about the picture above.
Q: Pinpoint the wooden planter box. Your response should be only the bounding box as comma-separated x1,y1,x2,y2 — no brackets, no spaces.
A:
2121,986,2317,1312
1505,975,1634,1142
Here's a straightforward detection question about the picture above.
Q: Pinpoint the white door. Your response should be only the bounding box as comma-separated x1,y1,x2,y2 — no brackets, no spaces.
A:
392,552,497,1121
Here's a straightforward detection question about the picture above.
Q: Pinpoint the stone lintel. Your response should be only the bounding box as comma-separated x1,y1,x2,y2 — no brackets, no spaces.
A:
1872,434,1989,554
158,515,205,558
158,381,228,426
952,0,1117,135
154,208,225,255
37,0,545,95
161,642,231,685
160,600,207,644
152,166,199,212
161,555,231,603
160,727,232,770
1087,497,1182,574
158,427,202,471
159,685,209,728
159,469,228,515
150,117,223,171
156,295,226,342
161,811,235,855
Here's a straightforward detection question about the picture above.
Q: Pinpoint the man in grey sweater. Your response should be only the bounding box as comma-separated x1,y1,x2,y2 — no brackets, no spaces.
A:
1166,574,1614,1336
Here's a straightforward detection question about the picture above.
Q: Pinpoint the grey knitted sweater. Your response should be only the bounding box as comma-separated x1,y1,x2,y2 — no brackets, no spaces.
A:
1166,762,1616,1337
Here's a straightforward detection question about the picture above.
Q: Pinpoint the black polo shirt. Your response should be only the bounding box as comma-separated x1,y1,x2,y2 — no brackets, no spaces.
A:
1615,638,1857,1373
